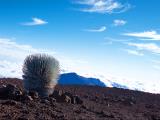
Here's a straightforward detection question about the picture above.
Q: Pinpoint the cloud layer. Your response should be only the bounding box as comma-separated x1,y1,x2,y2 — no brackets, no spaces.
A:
125,49,144,56
22,17,48,26
0,38,91,78
76,0,131,14
84,26,106,32
113,19,127,26
127,42,160,55
123,30,160,41
0,38,56,78
0,38,54,59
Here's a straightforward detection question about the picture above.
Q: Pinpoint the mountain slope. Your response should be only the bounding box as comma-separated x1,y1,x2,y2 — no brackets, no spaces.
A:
58,73,106,87
58,72,128,89
0,78,160,120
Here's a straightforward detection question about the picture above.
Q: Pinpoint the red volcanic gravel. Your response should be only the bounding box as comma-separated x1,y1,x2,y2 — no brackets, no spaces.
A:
0,78,160,120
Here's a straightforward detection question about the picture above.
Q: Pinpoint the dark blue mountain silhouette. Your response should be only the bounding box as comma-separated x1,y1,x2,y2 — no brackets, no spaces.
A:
58,73,106,87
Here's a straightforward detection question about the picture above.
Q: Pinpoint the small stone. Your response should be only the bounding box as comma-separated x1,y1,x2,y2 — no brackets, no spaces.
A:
63,95,71,103
73,95,83,104
81,105,86,109
50,97,56,103
25,95,33,101
41,99,50,104
28,91,39,99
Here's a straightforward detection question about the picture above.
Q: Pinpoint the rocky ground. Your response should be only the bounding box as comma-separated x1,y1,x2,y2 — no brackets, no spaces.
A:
0,78,160,120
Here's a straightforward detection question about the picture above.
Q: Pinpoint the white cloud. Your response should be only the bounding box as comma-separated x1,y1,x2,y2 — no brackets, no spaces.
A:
84,26,106,32
0,38,56,78
113,19,127,26
76,0,131,14
0,38,55,59
102,37,131,45
104,37,131,42
125,49,144,56
22,17,48,26
0,38,91,78
123,30,160,41
127,42,160,54
0,60,22,78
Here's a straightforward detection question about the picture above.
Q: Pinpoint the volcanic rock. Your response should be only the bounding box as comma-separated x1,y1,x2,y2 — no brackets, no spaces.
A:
0,78,160,120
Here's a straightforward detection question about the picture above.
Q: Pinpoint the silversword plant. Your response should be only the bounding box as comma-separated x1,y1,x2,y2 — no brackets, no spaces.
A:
22,54,59,97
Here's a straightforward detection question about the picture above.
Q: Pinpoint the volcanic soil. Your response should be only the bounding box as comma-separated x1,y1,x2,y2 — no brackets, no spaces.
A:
0,78,160,120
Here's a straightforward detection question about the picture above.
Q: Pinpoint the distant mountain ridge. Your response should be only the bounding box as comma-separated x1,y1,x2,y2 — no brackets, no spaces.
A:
58,72,128,90
58,72,106,87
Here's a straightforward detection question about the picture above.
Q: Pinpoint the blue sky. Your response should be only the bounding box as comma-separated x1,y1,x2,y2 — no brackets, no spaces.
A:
0,0,160,93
